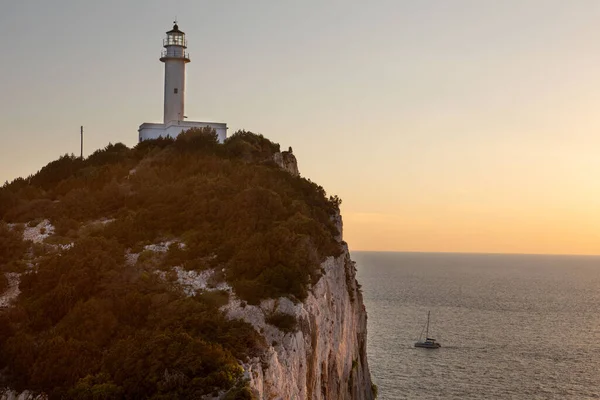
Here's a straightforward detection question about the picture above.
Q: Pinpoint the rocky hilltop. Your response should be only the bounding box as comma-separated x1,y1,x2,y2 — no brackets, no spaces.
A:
0,129,375,399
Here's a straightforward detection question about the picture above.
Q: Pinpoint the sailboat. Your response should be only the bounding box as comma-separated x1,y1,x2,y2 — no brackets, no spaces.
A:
414,311,441,349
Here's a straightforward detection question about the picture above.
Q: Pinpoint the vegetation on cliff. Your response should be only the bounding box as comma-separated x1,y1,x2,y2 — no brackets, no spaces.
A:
0,129,343,399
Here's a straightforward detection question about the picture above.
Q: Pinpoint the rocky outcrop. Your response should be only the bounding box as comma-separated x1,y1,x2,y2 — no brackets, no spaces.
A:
273,148,300,177
0,273,20,309
0,392,45,400
224,213,373,400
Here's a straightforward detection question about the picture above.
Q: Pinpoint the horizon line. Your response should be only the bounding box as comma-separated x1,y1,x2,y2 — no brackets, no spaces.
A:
348,249,600,257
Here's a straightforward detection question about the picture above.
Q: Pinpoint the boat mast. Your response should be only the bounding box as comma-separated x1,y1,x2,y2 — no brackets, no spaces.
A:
426,311,430,338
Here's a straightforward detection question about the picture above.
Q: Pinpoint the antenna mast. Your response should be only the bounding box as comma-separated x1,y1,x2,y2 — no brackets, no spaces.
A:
80,126,84,159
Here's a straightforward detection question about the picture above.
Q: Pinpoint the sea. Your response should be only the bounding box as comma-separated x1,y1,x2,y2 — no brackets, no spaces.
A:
352,251,600,400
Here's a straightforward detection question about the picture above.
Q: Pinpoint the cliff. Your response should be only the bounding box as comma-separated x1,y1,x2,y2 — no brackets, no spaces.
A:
226,245,373,399
0,129,374,399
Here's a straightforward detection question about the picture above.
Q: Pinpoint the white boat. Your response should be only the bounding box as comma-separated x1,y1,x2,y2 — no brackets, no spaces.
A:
414,311,441,349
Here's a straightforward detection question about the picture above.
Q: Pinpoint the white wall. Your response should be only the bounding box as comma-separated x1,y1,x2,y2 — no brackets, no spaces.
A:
163,59,186,123
139,121,227,143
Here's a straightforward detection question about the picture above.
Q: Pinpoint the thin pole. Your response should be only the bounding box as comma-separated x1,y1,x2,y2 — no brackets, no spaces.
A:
80,126,83,159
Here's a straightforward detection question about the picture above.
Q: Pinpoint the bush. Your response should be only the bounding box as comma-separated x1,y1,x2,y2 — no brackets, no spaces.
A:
224,383,257,400
173,127,219,154
0,223,27,270
195,290,229,308
3,199,54,223
372,383,379,398
0,273,8,293
0,188,19,219
29,154,84,190
134,136,175,157
86,143,130,167
265,312,298,334
224,130,280,162
52,216,81,237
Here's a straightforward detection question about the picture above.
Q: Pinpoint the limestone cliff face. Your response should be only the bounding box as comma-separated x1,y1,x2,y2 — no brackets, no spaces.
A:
224,215,374,400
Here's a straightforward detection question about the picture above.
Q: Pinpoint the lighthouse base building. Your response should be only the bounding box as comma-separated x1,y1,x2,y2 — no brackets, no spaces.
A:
139,121,227,143
139,23,227,143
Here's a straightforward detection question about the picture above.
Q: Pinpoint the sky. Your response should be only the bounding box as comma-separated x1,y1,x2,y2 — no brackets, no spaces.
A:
2,1,600,255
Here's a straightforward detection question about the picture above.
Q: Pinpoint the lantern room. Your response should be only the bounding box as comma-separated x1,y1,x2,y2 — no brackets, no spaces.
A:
164,24,187,47
161,24,190,62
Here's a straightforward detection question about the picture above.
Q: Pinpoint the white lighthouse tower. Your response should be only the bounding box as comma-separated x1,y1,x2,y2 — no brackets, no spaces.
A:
139,22,227,142
161,23,189,124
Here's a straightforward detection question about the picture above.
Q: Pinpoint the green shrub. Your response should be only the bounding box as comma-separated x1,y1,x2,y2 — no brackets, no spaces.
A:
52,216,81,237
224,382,257,400
372,383,379,398
0,273,8,293
86,143,130,167
43,235,73,246
0,188,19,219
224,130,280,160
265,312,298,334
173,127,219,154
195,290,230,308
0,223,27,271
3,199,54,223
134,136,175,157
29,154,84,190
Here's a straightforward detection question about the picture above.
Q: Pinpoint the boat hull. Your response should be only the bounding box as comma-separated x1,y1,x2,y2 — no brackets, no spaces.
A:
414,341,441,349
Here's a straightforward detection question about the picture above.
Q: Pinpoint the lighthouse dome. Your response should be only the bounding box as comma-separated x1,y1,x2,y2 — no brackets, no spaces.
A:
167,24,184,34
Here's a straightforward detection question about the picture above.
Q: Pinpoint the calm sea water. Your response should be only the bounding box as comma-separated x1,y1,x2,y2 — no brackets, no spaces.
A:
353,251,600,400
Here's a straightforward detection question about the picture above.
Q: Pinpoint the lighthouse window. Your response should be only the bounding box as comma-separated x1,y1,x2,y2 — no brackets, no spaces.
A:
174,88,178,94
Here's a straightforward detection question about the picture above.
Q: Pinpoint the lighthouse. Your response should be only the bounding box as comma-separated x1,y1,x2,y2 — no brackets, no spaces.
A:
139,23,227,142
161,23,189,124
